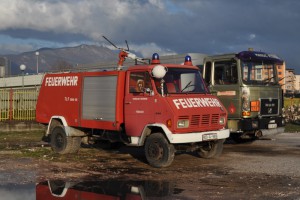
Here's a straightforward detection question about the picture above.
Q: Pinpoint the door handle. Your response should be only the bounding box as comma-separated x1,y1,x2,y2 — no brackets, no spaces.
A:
125,102,132,104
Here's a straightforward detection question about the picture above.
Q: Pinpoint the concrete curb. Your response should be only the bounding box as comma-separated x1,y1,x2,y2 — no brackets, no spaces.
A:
0,121,45,133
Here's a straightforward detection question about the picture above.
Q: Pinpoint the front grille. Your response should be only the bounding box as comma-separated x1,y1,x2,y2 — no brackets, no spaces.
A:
191,115,200,126
211,114,219,124
179,114,220,128
260,98,279,116
201,114,210,125
178,116,189,120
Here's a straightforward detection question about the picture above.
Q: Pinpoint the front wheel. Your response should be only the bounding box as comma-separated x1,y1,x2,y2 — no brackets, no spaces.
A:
145,133,175,168
197,139,225,159
50,125,81,154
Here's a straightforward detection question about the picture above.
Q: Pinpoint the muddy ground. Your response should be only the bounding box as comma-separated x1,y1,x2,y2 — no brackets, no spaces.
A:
0,131,299,199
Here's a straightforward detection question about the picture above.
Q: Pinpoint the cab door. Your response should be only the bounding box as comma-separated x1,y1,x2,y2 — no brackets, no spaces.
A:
124,71,156,137
213,60,240,118
204,60,240,118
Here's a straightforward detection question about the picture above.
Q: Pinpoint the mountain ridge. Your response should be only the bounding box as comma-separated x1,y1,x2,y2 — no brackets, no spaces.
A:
1,44,118,75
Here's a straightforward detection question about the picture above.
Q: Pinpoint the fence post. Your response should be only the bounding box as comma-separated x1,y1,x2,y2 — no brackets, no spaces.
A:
9,88,13,120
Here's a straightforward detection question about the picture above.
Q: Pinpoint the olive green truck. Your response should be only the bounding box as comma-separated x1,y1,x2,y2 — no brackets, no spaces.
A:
160,49,285,140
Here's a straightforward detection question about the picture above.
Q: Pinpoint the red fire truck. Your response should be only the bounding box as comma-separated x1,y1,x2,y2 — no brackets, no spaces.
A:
36,50,229,167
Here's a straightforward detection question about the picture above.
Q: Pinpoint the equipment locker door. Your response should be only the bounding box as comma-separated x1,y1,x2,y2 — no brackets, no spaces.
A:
124,71,156,137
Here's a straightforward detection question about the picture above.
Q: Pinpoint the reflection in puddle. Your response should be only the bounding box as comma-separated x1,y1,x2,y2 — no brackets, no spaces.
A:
0,184,35,200
36,179,178,199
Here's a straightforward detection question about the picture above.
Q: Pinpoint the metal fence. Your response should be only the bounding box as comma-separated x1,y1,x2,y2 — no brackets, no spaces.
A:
0,89,10,120
0,88,39,121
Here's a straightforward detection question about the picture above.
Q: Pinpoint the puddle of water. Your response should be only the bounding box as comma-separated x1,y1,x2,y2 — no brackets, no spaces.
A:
36,179,180,199
0,184,35,200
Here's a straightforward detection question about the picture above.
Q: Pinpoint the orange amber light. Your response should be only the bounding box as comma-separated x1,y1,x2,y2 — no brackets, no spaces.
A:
242,111,251,116
250,100,260,112
166,119,172,128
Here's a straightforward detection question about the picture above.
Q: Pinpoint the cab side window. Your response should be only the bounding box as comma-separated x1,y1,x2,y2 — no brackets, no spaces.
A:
204,61,212,85
214,61,237,85
129,72,152,93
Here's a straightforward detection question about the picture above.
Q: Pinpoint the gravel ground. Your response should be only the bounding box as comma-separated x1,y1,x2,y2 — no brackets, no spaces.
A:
0,132,299,199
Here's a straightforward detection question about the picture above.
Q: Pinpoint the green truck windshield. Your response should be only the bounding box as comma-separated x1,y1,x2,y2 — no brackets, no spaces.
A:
241,61,278,85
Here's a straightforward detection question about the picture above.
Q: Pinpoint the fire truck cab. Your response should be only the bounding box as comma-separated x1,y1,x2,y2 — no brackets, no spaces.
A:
36,53,229,167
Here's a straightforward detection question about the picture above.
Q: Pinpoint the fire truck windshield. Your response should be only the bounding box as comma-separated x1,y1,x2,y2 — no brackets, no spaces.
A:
241,61,279,85
155,68,207,94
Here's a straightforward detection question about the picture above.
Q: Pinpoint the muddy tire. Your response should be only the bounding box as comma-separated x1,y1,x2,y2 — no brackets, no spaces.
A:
145,133,175,168
197,139,225,159
50,125,81,154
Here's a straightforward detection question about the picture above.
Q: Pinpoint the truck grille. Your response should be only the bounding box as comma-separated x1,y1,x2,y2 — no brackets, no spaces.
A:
260,98,279,116
180,114,220,128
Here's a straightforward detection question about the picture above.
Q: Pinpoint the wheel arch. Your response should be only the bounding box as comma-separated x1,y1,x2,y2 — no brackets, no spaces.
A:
46,116,67,136
137,124,171,146
46,116,85,137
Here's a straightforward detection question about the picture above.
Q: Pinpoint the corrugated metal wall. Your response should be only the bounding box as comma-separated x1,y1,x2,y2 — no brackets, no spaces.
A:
0,88,38,121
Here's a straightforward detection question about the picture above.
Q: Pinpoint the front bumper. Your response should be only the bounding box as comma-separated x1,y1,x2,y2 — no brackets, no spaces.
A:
167,128,230,144
260,127,285,137
240,116,285,131
154,123,230,144
129,124,230,146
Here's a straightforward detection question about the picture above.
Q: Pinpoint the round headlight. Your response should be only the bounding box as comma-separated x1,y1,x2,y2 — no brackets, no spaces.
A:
219,117,225,125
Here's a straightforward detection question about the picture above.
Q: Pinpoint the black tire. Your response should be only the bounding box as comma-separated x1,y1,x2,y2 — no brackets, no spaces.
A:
145,133,175,168
197,139,225,159
50,125,81,154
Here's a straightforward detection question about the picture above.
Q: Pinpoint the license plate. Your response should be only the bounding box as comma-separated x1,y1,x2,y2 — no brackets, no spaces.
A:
203,133,218,141
268,123,277,129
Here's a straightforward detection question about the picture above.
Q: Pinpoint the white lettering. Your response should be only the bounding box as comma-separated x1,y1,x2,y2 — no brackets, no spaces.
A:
190,98,198,107
199,98,209,107
45,76,78,87
185,98,193,108
194,98,203,107
173,99,181,109
179,99,187,108
206,98,214,107
173,98,222,109
255,53,268,58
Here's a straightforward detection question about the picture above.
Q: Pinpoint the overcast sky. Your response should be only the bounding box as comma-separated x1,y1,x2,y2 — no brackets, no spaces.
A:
0,0,299,73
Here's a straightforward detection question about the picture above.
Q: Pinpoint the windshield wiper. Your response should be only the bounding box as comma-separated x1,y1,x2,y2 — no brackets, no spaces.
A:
263,76,274,82
181,81,195,92
262,76,278,85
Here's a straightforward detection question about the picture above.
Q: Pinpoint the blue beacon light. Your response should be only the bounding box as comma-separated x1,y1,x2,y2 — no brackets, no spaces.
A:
151,53,160,64
184,55,193,66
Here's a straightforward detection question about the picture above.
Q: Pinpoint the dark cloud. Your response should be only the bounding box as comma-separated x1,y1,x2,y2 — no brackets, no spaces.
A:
0,0,299,73
0,29,88,43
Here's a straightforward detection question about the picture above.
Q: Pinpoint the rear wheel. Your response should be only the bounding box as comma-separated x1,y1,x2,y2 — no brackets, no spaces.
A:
145,133,175,168
50,125,81,154
197,139,225,159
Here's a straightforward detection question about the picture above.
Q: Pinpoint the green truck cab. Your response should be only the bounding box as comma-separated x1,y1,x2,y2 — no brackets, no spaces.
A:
201,50,285,139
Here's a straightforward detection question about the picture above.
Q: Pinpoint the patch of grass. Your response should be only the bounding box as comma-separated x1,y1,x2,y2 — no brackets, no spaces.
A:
19,146,76,161
0,131,44,143
284,123,300,133
18,145,103,162
284,97,300,107
20,147,53,158
0,130,106,162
